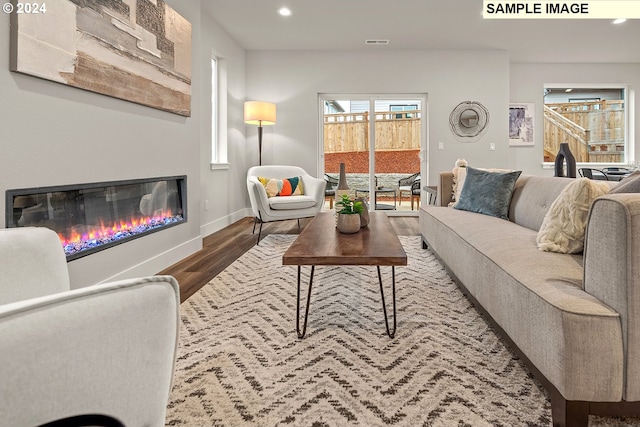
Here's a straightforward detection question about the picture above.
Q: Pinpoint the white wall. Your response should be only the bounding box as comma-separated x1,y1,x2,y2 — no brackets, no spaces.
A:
509,62,640,175
246,49,510,186
198,10,250,236
0,0,203,287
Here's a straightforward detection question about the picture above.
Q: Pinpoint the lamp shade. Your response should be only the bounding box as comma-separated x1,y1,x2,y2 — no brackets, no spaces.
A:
244,101,276,126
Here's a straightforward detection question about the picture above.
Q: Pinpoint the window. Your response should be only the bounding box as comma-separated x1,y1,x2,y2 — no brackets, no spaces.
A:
390,104,418,119
211,57,219,162
211,55,229,168
543,86,628,165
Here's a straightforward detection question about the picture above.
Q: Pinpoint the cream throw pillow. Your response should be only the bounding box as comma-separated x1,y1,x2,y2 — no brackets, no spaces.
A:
537,178,610,254
449,159,468,207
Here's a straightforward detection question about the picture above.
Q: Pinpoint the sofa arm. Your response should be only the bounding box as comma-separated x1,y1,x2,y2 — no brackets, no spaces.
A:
583,193,640,401
438,172,454,207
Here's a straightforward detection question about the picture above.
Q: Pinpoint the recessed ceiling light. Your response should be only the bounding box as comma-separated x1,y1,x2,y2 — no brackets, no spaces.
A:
613,18,626,24
278,7,292,16
565,88,573,92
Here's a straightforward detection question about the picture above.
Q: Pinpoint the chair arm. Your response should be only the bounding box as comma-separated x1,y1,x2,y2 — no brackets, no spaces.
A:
247,176,272,218
0,276,180,427
0,227,70,305
302,175,327,207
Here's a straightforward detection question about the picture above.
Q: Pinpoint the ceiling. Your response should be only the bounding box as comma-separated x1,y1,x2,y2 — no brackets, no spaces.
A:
202,0,639,63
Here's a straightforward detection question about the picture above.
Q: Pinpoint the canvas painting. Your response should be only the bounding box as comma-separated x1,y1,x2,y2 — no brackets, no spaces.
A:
10,0,192,116
509,103,534,146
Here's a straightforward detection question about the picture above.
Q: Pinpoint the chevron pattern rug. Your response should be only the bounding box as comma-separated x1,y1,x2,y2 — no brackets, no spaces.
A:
165,235,638,427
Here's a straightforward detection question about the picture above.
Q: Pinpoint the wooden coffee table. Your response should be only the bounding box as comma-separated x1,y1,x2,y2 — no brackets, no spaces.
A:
282,211,407,338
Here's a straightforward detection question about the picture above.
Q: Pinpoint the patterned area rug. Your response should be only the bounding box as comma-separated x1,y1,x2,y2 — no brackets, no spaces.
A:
165,235,639,427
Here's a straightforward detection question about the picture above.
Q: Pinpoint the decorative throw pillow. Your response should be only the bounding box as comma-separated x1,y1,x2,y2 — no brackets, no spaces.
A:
449,158,468,207
609,170,640,194
537,178,610,254
258,176,304,198
454,167,522,219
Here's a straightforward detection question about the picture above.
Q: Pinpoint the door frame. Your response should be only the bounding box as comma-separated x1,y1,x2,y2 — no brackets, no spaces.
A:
317,93,429,215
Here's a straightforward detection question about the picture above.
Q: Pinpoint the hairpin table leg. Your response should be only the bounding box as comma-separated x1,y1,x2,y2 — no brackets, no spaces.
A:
377,266,397,338
296,265,315,338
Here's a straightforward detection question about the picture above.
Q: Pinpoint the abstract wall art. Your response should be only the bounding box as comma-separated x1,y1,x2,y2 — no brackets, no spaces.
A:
10,0,192,116
509,103,534,146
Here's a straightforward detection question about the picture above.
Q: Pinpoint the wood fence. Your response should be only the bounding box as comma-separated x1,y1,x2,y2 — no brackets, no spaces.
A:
324,111,421,153
543,100,625,163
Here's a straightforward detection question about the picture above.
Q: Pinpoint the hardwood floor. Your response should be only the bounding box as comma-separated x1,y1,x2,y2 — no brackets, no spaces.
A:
158,215,420,302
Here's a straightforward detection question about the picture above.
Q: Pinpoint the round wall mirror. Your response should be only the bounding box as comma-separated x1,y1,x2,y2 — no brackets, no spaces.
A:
459,109,479,128
449,101,490,142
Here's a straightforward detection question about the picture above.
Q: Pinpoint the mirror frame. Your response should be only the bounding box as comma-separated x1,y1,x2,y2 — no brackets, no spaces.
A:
449,101,490,142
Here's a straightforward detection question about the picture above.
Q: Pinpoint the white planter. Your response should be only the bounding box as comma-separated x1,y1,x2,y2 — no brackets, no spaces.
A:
336,213,361,233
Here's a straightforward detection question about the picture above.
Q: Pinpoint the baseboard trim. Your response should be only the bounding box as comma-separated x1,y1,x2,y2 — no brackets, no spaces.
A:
200,208,251,237
96,208,251,285
99,236,202,284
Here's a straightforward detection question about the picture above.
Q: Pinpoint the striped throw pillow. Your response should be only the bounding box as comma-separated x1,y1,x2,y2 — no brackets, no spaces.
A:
258,176,304,198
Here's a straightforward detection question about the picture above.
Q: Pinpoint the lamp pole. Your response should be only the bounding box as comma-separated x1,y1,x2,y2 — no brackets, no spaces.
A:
258,121,263,166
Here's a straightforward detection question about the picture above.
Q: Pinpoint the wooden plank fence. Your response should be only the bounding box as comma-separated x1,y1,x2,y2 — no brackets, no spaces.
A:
544,100,624,163
324,110,421,153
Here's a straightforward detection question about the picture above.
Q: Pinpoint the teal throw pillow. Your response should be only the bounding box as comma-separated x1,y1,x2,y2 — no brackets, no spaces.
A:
454,167,522,219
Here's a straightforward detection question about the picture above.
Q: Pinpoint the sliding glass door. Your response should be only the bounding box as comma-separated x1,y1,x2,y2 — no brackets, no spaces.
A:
320,94,426,214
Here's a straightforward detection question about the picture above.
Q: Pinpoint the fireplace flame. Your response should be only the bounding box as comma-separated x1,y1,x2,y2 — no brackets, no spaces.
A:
57,211,175,247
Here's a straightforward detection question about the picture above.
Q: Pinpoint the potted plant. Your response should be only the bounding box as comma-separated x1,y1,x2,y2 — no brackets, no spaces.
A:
335,194,363,233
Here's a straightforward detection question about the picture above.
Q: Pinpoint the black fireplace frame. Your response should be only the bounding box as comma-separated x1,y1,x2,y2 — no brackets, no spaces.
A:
6,175,187,261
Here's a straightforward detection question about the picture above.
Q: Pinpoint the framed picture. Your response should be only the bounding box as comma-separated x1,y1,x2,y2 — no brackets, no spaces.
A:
509,103,534,146
10,0,192,116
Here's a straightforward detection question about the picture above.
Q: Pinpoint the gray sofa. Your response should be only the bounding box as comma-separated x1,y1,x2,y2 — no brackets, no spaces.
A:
420,172,640,427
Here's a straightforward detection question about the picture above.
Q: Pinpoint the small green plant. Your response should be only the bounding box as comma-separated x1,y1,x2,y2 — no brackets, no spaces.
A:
335,194,363,214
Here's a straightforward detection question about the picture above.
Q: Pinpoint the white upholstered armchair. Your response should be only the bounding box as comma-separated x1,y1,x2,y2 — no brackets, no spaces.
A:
0,227,180,427
247,165,326,244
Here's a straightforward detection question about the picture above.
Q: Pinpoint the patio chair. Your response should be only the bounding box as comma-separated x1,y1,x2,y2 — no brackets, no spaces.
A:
410,178,422,210
578,168,609,180
601,167,632,182
398,172,420,206
324,173,339,209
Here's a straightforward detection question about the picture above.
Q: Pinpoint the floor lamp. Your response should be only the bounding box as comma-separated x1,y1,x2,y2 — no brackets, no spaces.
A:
244,101,276,166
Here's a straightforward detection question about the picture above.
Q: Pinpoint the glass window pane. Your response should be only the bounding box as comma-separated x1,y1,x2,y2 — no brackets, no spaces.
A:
543,87,626,164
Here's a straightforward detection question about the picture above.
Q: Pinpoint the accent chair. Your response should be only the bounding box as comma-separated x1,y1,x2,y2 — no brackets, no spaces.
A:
0,227,180,427
247,165,326,244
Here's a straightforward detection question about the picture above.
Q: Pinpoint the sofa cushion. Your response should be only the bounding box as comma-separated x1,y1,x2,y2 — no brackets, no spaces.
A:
609,170,640,194
537,178,610,254
258,176,304,197
268,195,317,210
454,167,522,219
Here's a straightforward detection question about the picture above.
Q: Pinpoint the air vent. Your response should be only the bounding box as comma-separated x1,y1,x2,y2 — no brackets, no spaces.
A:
365,39,389,45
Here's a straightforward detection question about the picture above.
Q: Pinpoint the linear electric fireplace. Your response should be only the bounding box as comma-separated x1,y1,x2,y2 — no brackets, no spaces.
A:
6,176,187,261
